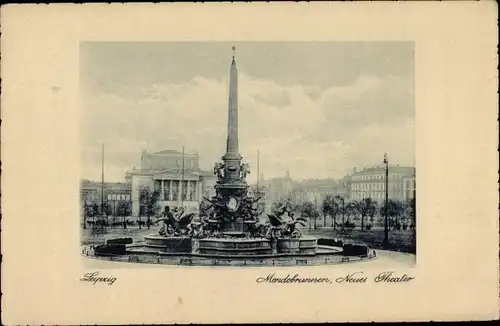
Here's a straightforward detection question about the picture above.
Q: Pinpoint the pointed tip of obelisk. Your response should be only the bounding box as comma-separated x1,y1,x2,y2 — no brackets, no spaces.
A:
231,46,236,65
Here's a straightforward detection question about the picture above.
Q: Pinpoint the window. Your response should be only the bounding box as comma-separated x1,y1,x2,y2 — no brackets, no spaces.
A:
172,181,179,201
154,180,161,191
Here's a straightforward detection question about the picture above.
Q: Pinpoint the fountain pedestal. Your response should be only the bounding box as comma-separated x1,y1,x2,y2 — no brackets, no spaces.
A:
220,221,244,234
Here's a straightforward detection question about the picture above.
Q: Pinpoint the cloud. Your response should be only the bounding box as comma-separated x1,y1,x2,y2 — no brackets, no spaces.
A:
80,72,414,182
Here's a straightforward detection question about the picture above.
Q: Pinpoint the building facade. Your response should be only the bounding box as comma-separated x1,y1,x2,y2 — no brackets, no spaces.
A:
337,175,352,200
291,178,350,209
248,184,270,215
350,165,415,202
80,180,132,215
402,175,416,201
127,149,217,216
261,171,294,208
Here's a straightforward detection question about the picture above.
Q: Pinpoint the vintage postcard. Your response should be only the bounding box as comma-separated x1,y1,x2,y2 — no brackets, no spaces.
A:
1,2,498,324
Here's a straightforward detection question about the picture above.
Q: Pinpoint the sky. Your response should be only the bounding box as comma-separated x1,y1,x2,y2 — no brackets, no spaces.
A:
80,41,415,183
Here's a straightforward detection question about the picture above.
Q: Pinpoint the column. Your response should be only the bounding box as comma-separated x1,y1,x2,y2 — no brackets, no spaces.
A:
169,180,173,201
160,179,164,201
178,180,183,205
187,180,191,201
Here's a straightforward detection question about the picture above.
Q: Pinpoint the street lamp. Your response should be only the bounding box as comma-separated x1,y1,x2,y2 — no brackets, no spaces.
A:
339,196,345,232
334,195,345,232
383,153,389,248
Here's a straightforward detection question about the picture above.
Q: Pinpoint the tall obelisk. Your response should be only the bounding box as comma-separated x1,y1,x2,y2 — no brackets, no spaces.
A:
226,46,239,156
222,46,243,183
212,47,257,233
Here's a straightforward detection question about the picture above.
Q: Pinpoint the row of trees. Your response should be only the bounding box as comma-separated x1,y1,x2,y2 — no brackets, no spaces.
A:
83,185,416,233
320,195,415,231
83,187,161,230
271,196,416,232
83,201,132,229
83,201,132,218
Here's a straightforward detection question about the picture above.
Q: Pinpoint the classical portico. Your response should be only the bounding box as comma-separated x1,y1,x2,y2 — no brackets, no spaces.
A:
128,152,217,216
153,170,203,205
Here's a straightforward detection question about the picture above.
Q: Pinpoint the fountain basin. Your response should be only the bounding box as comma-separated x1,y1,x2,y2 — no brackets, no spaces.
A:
83,243,376,266
277,238,300,253
142,235,319,256
277,236,318,254
143,235,192,253
198,237,272,256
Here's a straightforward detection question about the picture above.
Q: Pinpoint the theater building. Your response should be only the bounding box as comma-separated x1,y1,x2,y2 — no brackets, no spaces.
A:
126,149,217,216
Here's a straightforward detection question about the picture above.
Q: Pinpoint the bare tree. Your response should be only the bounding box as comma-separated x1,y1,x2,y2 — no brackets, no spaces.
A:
321,194,334,228
117,200,132,229
354,198,377,231
300,201,320,230
139,187,161,230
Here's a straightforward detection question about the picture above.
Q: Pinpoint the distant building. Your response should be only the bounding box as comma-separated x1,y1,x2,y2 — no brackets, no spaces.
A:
249,185,269,214
261,170,294,208
126,149,217,216
80,180,132,215
402,175,416,201
350,165,415,202
337,174,352,200
291,178,350,208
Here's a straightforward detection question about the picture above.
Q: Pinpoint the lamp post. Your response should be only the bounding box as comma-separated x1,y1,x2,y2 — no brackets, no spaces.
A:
334,195,345,232
383,153,389,248
340,196,345,232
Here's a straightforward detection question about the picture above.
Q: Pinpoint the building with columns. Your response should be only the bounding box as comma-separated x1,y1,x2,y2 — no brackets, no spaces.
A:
126,149,217,216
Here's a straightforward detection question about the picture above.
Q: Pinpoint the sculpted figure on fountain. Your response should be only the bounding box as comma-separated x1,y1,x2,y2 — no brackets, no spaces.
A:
240,162,250,181
156,206,196,236
247,220,269,238
240,195,261,221
214,162,225,182
187,222,204,238
265,205,307,239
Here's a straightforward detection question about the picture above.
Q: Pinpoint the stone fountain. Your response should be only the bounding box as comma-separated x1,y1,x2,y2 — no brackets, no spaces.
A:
85,48,376,266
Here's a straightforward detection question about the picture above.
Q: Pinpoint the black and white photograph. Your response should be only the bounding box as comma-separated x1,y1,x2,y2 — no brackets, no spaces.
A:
2,3,498,324
79,42,416,267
